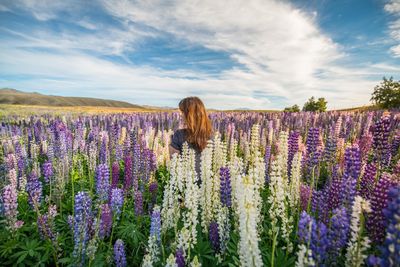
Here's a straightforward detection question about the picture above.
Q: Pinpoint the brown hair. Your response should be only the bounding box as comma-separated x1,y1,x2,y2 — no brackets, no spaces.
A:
179,97,212,151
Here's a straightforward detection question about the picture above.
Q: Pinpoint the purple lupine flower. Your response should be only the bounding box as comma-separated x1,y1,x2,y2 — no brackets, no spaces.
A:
327,177,342,212
209,221,220,252
372,115,391,167
135,190,143,216
99,135,108,165
340,144,361,208
306,127,320,157
111,161,120,189
298,211,329,265
379,186,400,266
123,156,133,192
114,239,127,267
175,248,185,267
367,173,395,243
42,160,53,183
99,204,112,239
264,145,271,183
300,184,312,211
110,188,124,219
73,191,92,264
132,143,141,192
37,213,56,242
324,135,337,163
311,188,329,223
140,148,156,186
327,206,350,259
311,221,329,265
25,171,42,209
149,206,161,243
288,131,300,177
95,164,110,202
359,163,377,199
220,167,232,208
298,211,313,244
2,184,20,231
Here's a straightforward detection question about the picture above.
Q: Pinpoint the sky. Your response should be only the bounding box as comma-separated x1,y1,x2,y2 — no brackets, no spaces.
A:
0,0,399,110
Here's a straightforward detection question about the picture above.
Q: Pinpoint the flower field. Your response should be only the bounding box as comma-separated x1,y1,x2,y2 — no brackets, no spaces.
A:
0,110,399,267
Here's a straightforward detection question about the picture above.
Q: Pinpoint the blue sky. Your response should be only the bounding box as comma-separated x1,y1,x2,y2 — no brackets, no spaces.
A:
0,0,399,110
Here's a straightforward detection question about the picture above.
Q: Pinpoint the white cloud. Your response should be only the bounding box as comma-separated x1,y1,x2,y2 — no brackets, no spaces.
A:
385,0,400,57
0,0,397,109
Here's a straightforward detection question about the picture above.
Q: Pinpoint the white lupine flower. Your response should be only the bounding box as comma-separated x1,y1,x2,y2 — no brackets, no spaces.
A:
216,206,230,253
277,131,289,180
288,152,302,212
165,254,178,267
295,244,315,267
175,144,200,260
345,196,372,267
236,174,262,267
268,158,293,252
142,236,158,267
200,142,214,233
161,153,181,231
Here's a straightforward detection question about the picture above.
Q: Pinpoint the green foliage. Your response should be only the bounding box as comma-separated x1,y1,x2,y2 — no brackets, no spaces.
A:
371,76,400,109
302,96,328,112
283,104,300,113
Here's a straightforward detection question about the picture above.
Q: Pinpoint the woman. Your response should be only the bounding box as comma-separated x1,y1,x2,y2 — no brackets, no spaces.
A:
169,97,213,178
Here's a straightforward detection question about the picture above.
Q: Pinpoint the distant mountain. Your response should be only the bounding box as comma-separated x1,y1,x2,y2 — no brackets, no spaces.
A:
0,88,145,108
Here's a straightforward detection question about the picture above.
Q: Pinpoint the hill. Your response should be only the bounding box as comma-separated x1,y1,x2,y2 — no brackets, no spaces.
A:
0,88,144,108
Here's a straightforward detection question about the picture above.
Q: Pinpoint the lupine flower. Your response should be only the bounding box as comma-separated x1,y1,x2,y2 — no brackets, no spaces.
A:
135,190,143,216
114,239,127,267
99,204,112,239
111,161,120,189
37,212,57,242
99,135,108,165
311,221,329,265
25,171,42,209
73,191,93,264
340,144,361,207
175,249,185,267
372,115,391,167
150,206,161,243
264,145,271,183
324,135,337,163
42,160,53,183
123,156,133,192
219,167,232,208
2,184,20,231
327,177,342,212
209,221,220,252
298,211,313,244
359,163,377,199
378,186,400,266
143,206,162,266
110,188,124,219
327,206,350,259
299,184,312,211
367,173,395,243
288,131,300,177
95,164,110,202
345,196,372,267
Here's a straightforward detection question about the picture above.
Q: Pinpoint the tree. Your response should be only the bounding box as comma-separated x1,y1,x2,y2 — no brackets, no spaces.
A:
283,104,300,112
302,97,327,112
371,77,400,109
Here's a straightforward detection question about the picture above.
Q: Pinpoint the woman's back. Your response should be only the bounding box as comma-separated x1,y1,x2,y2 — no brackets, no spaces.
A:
170,128,203,178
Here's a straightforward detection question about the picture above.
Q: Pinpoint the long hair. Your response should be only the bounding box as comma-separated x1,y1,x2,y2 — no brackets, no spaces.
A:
179,97,212,151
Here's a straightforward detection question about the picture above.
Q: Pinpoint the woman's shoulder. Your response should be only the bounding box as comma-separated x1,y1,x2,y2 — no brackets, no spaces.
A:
171,128,188,150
